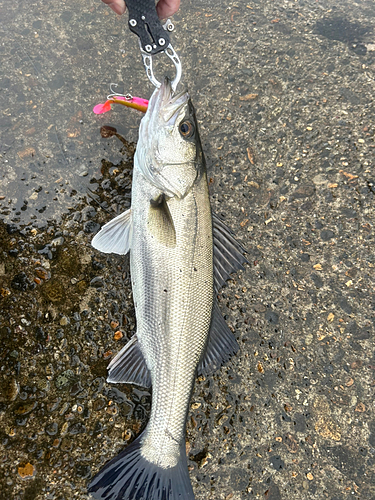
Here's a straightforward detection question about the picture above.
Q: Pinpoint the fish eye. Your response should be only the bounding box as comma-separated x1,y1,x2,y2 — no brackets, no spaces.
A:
179,120,194,138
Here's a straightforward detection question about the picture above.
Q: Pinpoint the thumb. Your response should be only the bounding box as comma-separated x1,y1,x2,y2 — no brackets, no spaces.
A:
102,0,126,16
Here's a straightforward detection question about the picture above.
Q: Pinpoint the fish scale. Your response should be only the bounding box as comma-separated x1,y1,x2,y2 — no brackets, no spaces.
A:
131,166,213,467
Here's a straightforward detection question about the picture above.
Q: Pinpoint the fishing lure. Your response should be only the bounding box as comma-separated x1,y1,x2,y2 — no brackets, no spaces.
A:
93,89,148,115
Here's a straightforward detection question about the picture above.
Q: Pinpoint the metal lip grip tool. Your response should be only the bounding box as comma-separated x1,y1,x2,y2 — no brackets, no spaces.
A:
126,0,182,91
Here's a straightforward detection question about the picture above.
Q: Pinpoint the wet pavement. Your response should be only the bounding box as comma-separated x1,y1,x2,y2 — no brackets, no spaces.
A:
1,0,375,499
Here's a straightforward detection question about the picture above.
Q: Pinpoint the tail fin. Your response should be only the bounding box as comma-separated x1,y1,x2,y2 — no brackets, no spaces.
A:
88,434,195,500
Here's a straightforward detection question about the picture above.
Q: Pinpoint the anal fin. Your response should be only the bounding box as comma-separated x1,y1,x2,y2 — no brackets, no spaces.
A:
107,335,151,388
198,301,239,377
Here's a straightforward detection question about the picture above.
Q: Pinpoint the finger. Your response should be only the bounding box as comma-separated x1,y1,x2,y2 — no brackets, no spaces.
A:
102,0,126,16
156,0,180,19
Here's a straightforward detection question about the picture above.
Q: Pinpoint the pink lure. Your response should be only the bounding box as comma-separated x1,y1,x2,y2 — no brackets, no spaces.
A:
93,96,149,115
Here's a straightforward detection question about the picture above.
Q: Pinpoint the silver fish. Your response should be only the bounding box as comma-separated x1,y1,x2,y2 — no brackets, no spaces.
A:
88,79,247,500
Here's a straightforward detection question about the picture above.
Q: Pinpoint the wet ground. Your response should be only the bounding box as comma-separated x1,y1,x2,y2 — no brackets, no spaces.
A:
1,0,375,498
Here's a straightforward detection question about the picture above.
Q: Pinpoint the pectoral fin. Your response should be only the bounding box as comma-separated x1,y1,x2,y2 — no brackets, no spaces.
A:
197,301,239,377
92,209,133,255
148,194,176,247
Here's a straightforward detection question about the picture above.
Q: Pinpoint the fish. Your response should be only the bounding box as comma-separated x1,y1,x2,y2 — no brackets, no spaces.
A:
88,78,247,500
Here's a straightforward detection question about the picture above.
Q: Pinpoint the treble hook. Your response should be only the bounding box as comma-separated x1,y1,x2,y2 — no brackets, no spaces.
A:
107,83,133,101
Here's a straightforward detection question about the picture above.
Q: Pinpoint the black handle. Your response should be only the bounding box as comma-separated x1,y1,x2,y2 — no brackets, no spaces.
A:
126,0,171,55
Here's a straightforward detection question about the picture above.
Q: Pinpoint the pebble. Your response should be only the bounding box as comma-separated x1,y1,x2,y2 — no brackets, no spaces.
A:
327,312,335,322
320,229,335,241
93,399,105,411
305,334,313,345
52,438,60,448
45,422,59,436
254,303,266,313
90,276,104,288
61,437,72,451
51,236,64,247
18,463,35,478
11,272,31,291
14,401,37,415
315,416,341,441
269,455,284,470
6,223,18,234
230,467,250,491
113,330,123,340
61,422,69,434
69,422,86,435
55,370,75,390
38,244,53,259
15,415,28,430
47,398,61,412
265,309,279,324
83,221,101,234
0,287,11,297
45,364,55,379
75,463,91,479
0,378,19,402
81,206,96,220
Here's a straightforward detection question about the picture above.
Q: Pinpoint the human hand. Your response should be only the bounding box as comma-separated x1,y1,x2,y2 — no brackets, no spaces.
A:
101,0,180,19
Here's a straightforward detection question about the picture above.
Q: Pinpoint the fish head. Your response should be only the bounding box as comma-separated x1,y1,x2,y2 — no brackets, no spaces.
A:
136,78,204,199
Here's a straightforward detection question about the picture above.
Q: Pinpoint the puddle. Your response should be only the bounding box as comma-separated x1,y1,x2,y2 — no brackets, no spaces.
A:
315,15,373,55
0,139,151,499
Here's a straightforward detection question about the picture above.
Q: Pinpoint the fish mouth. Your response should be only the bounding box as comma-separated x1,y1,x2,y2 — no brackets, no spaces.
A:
147,78,189,125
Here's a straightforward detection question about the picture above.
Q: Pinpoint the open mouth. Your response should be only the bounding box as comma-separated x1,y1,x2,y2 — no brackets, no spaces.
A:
158,78,189,125
147,78,189,125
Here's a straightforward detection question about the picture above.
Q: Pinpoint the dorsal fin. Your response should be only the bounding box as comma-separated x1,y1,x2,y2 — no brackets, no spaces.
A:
213,212,248,291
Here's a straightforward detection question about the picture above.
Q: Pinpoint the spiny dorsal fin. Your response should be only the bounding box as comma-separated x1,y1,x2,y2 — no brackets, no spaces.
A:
198,301,239,377
92,209,132,255
107,335,151,388
213,212,248,291
148,194,176,247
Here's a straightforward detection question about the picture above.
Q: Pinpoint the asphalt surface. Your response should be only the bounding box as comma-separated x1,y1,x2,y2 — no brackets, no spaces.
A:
1,0,375,499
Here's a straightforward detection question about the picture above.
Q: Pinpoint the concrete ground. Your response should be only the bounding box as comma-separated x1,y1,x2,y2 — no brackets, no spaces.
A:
0,0,375,498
